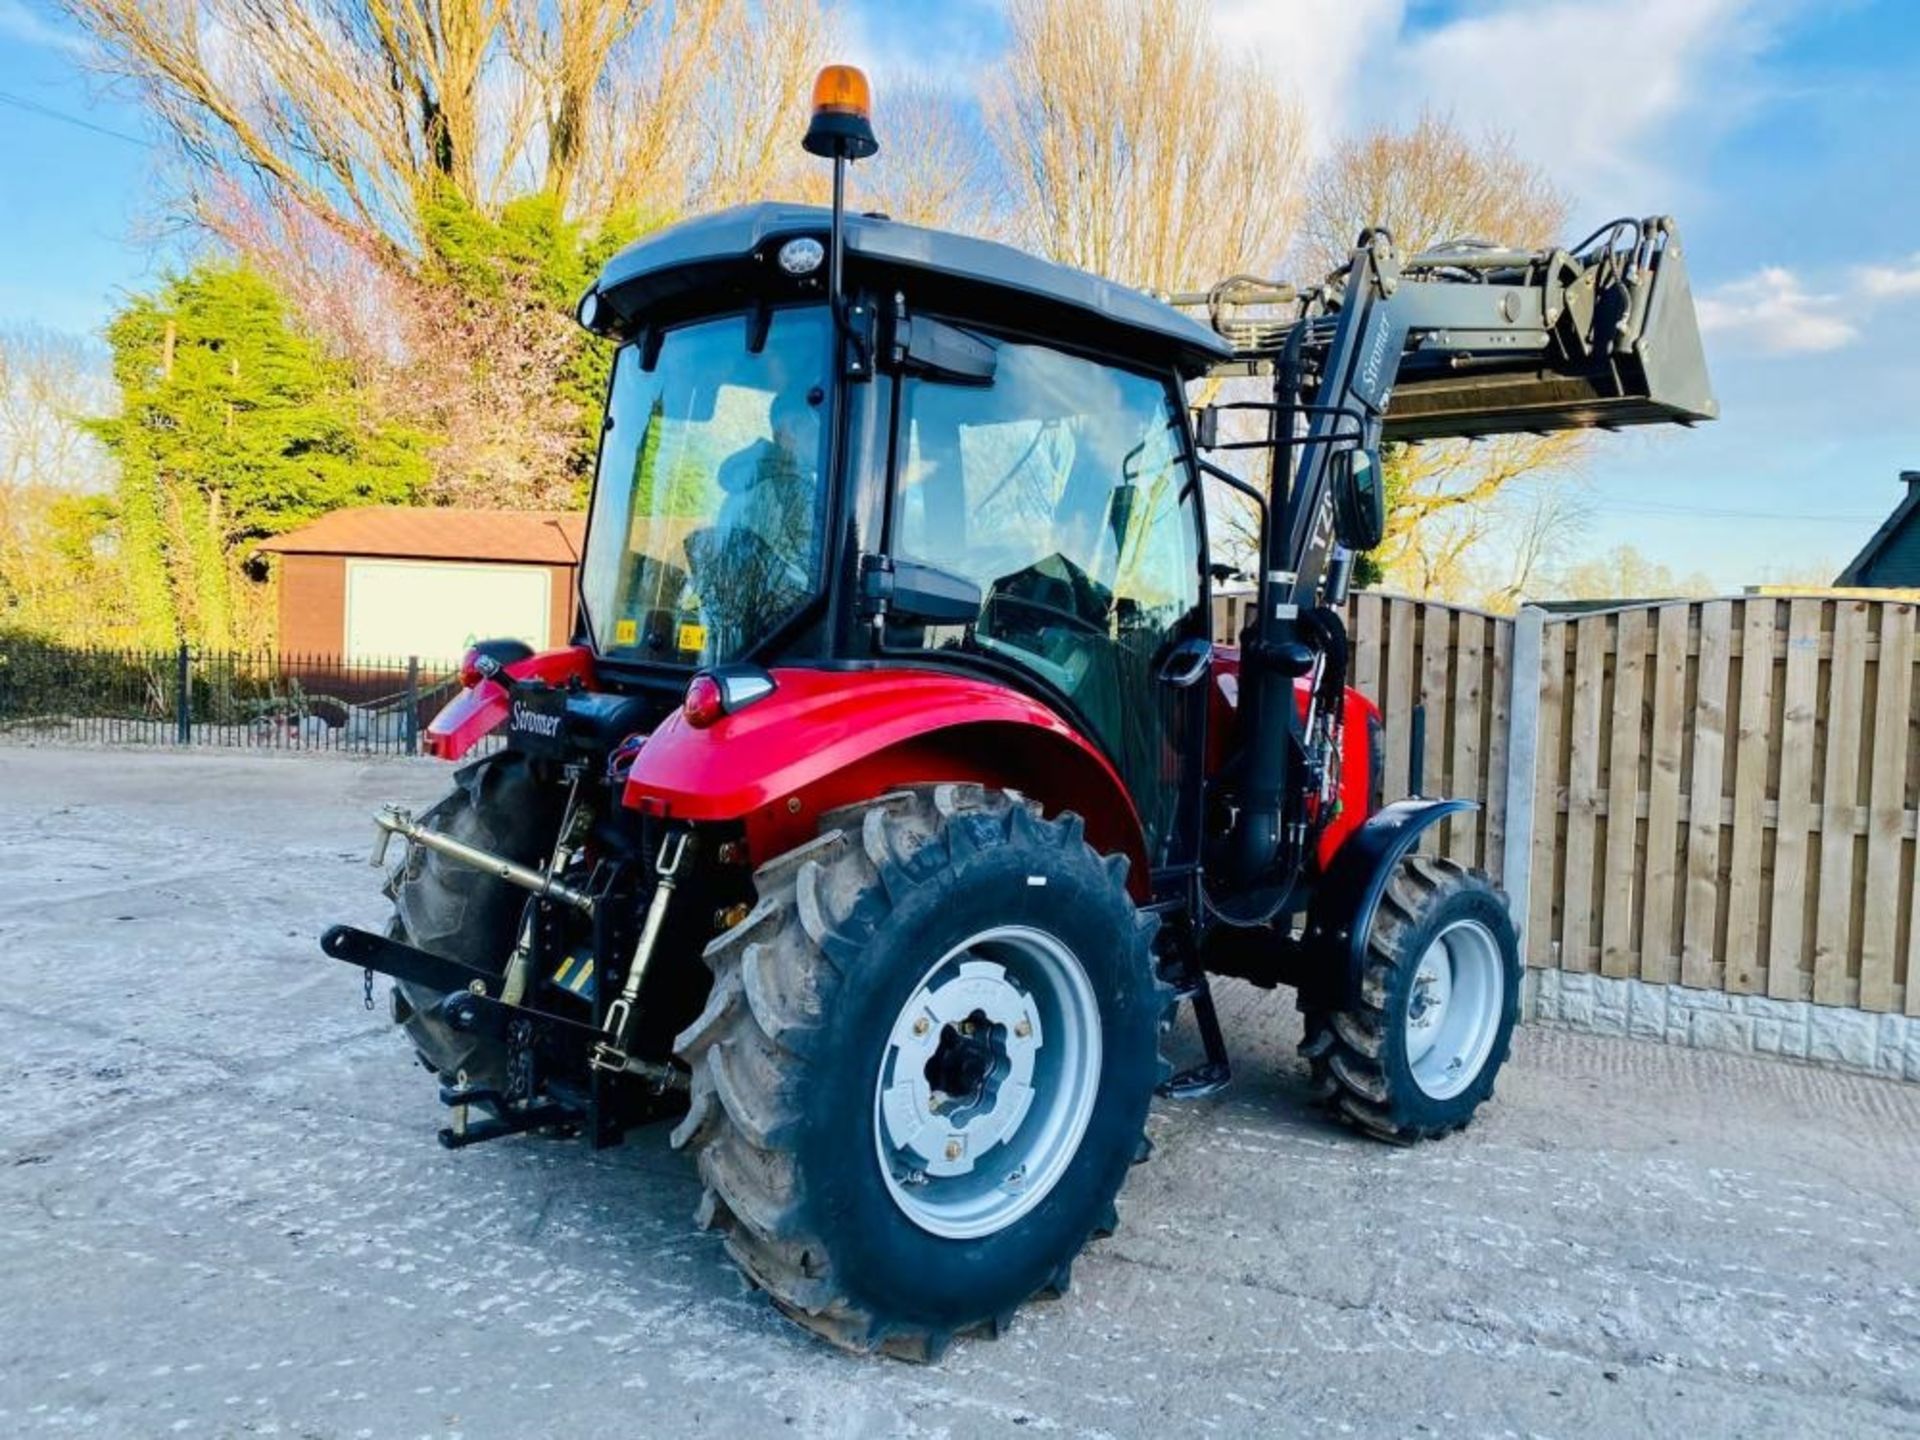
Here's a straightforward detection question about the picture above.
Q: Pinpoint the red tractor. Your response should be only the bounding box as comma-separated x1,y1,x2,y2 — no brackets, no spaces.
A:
324,67,1716,1358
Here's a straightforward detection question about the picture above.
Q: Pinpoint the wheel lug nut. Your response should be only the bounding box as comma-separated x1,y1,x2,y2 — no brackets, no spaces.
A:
912,1017,930,1037
945,1138,963,1161
1014,1018,1032,1039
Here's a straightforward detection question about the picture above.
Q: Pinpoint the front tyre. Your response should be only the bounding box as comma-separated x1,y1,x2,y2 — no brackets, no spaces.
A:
672,785,1166,1360
1305,855,1520,1142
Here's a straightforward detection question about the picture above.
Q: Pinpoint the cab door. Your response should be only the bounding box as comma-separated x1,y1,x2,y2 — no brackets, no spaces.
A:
879,325,1211,873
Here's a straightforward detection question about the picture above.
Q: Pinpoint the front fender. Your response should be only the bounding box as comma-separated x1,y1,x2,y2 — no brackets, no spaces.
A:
622,667,1150,896
1295,798,1478,1012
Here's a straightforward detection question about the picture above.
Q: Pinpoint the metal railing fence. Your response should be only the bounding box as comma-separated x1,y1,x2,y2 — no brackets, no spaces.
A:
0,640,473,754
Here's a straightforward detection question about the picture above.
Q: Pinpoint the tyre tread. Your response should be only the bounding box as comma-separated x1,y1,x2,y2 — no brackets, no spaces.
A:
673,785,1161,1358
1303,854,1516,1144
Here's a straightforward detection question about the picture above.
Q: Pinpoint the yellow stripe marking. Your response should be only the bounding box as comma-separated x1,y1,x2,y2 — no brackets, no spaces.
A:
555,956,576,984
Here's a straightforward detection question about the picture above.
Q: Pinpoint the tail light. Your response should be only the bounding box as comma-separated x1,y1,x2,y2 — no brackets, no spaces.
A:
683,674,726,728
458,646,484,689
684,667,777,729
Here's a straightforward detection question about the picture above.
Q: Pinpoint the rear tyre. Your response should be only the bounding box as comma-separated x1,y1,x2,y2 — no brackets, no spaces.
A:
385,752,563,1091
1304,855,1519,1142
672,785,1167,1360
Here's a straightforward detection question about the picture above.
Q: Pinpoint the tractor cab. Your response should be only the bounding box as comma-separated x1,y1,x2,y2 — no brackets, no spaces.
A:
572,200,1235,872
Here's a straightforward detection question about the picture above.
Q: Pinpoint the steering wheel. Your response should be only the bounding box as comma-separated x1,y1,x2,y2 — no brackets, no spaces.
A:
986,589,1108,640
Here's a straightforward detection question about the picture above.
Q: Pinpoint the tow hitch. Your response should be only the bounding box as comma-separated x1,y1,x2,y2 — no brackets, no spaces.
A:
321,921,688,1149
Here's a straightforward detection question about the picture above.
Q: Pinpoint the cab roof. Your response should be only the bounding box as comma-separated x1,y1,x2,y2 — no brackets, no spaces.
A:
592,202,1234,377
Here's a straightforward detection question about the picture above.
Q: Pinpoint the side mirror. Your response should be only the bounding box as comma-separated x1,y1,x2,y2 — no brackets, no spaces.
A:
1194,406,1220,450
1330,447,1386,551
863,556,983,625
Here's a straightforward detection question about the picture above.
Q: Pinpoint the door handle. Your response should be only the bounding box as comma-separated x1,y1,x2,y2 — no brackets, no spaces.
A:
1158,637,1213,689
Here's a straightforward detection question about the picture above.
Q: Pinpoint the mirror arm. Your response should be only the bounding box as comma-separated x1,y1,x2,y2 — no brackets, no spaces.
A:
1198,457,1271,542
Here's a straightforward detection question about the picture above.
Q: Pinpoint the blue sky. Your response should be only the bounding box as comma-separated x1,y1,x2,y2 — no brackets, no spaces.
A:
5,0,1919,587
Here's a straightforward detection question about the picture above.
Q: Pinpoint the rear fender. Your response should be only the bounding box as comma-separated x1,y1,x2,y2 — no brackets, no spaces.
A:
622,667,1151,899
423,645,595,761
1294,798,1477,1012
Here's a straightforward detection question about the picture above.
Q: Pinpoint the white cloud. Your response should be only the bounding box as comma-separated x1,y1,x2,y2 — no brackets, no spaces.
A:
1382,0,1772,204
1212,0,1407,152
1856,253,1920,299
846,0,1782,220
1205,0,1783,212
1695,266,1858,354
0,0,88,56
842,0,1009,90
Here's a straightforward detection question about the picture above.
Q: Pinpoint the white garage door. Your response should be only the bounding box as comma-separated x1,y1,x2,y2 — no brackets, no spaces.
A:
344,559,553,663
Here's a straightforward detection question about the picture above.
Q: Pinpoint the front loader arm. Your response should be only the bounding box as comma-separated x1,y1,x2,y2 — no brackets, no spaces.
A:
1182,215,1717,609
1178,216,1716,902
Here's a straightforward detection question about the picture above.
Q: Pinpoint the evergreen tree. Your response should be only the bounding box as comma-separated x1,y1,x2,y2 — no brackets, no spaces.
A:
89,264,429,648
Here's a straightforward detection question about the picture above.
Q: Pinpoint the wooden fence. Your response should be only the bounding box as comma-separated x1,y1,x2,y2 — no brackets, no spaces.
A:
1523,597,1917,1015
1212,590,1920,1017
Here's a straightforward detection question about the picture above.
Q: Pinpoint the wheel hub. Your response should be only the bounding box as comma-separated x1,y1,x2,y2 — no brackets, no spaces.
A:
1402,917,1503,1101
875,926,1101,1239
924,1009,1011,1123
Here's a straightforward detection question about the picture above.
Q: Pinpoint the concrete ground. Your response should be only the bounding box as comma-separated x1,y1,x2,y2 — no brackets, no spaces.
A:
1,749,1916,1440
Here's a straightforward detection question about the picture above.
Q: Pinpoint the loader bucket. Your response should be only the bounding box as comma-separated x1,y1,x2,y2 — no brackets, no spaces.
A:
1381,225,1718,443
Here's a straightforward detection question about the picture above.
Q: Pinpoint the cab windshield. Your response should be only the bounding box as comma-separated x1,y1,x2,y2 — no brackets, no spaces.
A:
580,307,828,665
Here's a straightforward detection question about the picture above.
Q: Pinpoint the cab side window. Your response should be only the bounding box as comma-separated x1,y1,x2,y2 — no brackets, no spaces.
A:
889,334,1204,859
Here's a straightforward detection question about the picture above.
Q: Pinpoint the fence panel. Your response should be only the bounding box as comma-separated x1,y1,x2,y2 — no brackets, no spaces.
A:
1520,596,1918,1013
0,640,475,756
1212,587,1917,1013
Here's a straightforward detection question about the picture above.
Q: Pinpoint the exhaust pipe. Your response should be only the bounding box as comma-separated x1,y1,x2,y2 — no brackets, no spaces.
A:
371,805,595,916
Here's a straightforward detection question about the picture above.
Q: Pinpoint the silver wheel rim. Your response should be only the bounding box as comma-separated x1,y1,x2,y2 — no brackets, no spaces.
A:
873,924,1102,1240
1404,918,1504,1100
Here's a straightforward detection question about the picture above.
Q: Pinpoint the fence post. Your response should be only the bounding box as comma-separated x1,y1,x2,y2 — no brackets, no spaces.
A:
175,643,191,746
404,656,420,755
1501,606,1546,955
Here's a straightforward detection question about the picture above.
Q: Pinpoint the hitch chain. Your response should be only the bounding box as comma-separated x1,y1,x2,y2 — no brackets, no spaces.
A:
591,830,692,1077
506,1017,535,1103
364,966,376,1011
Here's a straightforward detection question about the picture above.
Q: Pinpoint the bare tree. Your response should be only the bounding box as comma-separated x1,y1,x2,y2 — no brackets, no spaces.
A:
1370,431,1586,595
987,0,1308,293
203,178,589,510
854,79,997,234
1305,113,1588,600
61,0,833,512
0,327,120,638
58,0,831,253
1382,472,1590,612
1302,112,1569,273
0,326,114,494
693,0,832,210
1544,544,1715,602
